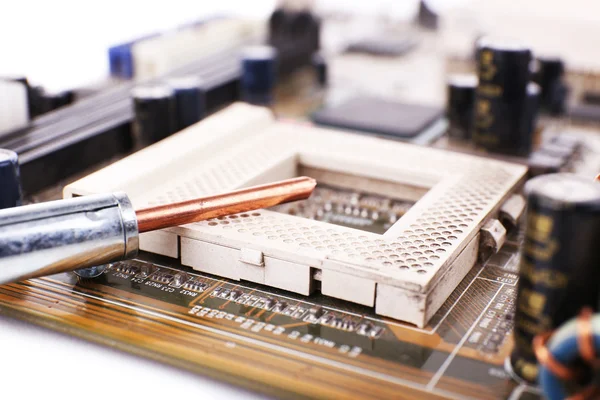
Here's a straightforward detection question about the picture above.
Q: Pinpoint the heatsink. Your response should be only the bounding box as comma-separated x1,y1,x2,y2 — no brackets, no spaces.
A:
65,103,526,327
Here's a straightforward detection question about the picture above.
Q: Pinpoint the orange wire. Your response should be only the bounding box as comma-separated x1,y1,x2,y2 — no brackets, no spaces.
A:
534,331,577,381
535,308,600,400
577,307,599,367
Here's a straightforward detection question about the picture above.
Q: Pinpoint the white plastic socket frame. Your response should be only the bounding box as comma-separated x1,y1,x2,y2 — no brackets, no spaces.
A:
65,103,527,327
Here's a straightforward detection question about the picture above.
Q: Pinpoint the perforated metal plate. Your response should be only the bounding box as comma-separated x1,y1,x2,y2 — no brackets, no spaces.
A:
65,103,527,327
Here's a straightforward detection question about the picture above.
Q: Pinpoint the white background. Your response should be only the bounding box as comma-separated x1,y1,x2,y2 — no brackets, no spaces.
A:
0,0,461,91
0,314,267,399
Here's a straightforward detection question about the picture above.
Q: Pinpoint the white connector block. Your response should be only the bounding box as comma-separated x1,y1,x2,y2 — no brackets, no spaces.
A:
132,19,263,80
0,80,28,137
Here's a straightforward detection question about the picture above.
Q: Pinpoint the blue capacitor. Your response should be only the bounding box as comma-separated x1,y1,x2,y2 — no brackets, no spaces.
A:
166,76,207,131
0,149,23,209
241,46,278,105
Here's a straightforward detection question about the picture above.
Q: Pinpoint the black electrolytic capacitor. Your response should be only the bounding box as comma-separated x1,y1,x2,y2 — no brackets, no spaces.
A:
473,37,533,156
312,53,327,87
446,74,477,140
166,76,207,131
520,82,541,151
131,85,176,147
0,149,23,210
241,46,278,105
510,173,600,383
535,57,567,115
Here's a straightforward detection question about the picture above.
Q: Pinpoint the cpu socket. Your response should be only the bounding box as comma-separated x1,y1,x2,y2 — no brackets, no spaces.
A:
66,103,526,327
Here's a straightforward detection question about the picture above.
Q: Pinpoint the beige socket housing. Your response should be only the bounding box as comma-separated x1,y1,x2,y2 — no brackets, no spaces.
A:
65,103,526,327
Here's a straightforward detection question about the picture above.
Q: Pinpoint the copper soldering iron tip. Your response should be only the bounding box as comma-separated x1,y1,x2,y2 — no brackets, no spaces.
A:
135,177,317,233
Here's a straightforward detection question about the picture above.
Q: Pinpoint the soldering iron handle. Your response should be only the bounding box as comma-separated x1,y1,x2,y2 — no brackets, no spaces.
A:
0,193,138,284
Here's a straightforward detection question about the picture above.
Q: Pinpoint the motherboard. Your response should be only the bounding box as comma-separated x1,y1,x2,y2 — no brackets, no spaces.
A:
2,2,600,399
0,229,532,399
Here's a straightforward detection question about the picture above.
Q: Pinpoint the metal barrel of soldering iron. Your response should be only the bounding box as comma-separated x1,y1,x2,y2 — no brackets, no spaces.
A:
0,193,138,284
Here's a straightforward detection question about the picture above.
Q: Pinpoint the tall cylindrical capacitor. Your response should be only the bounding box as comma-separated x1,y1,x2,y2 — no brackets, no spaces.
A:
510,173,600,383
535,57,567,115
131,84,176,147
446,74,477,140
0,149,23,210
520,82,541,151
166,76,206,131
473,37,533,156
240,46,278,105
